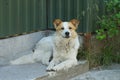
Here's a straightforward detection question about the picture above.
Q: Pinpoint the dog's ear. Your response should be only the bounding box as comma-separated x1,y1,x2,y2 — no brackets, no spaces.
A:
53,19,62,28
70,19,80,28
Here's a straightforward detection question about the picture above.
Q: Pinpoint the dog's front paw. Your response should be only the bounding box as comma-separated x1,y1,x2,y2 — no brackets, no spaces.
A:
46,66,57,76
46,68,56,72
47,71,57,76
47,67,60,72
47,66,61,72
46,66,58,72
52,66,61,71
46,65,56,72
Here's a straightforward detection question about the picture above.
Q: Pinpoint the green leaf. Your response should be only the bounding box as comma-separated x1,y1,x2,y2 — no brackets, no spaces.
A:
116,13,120,18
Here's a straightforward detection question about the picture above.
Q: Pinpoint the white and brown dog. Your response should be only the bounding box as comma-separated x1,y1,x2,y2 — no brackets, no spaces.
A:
10,19,81,72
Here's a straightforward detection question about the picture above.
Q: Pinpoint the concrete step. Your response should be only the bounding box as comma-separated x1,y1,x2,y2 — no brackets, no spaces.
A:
35,61,89,80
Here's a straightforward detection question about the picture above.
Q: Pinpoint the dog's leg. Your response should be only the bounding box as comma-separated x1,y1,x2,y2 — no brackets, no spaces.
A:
52,59,78,71
10,54,35,65
46,59,60,71
33,50,51,65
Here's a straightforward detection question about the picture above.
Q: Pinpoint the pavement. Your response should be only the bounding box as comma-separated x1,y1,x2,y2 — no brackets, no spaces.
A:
0,63,47,80
0,61,89,80
0,62,120,80
71,64,120,80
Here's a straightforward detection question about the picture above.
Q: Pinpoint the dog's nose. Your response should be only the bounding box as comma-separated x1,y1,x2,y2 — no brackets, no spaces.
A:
65,32,69,36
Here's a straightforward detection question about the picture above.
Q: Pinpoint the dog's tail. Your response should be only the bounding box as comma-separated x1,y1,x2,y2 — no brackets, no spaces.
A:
10,54,35,65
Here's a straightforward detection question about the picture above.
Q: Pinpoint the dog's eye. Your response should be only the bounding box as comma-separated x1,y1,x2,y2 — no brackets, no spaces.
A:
61,27,64,30
69,27,72,29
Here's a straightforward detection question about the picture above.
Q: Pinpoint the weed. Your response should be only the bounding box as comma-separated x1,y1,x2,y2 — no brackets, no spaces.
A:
77,0,120,68
95,0,120,66
96,0,120,40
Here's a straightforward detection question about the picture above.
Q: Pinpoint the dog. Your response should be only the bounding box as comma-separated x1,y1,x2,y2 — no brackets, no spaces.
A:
10,19,81,72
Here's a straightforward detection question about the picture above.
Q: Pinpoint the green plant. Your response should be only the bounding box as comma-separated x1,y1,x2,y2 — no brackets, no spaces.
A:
101,46,113,65
77,0,120,67
96,0,120,40
95,0,120,66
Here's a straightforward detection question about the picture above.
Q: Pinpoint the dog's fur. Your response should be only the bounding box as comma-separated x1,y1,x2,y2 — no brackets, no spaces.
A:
10,19,81,71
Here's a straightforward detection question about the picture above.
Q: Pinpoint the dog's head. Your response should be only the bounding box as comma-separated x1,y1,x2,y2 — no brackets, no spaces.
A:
53,19,80,38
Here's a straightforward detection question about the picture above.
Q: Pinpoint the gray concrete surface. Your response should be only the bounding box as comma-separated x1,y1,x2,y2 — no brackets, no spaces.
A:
0,63,47,80
36,61,89,80
0,61,89,80
0,31,53,65
71,64,120,80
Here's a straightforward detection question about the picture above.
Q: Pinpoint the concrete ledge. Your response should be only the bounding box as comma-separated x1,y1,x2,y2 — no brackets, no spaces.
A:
35,61,89,80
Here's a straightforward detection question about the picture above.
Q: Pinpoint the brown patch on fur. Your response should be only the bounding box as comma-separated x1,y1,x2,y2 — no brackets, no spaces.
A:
53,19,62,29
53,19,80,38
68,22,77,30
68,19,80,38
68,22,78,38
71,30,78,38
70,19,80,28
54,23,63,31
53,19,80,31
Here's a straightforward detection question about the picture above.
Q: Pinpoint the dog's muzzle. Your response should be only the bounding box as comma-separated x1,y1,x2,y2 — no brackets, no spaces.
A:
65,32,70,38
